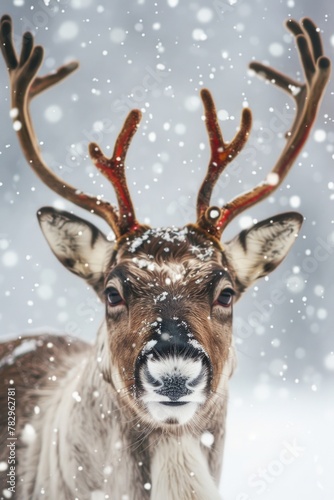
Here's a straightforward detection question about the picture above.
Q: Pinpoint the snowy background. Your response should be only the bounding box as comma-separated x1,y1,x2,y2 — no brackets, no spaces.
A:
0,0,333,498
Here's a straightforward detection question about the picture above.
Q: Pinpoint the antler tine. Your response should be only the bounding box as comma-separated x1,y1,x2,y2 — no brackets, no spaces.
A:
196,89,252,231
0,15,142,239
210,18,330,237
89,109,142,236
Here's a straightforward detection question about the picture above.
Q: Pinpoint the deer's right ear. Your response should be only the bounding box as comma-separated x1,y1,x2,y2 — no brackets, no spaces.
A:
224,212,303,293
37,207,113,297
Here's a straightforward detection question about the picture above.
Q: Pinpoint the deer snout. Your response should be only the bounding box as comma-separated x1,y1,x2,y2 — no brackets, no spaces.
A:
136,320,211,425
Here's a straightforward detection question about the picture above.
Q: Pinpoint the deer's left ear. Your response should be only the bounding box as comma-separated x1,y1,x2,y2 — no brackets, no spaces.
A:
224,212,303,292
37,207,113,297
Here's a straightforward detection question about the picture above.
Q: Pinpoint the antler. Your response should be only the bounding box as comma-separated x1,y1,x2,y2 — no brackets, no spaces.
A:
1,16,330,242
196,18,331,239
0,15,142,239
88,111,142,236
196,89,252,230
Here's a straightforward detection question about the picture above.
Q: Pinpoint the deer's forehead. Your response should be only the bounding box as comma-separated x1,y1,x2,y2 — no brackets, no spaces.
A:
123,258,220,280
105,256,232,292
115,227,224,262
105,227,231,288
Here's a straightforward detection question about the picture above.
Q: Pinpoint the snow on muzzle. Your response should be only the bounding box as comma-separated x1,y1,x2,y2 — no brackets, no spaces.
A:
135,319,212,425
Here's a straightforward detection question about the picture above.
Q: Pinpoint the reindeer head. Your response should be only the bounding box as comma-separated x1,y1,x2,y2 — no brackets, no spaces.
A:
1,16,330,427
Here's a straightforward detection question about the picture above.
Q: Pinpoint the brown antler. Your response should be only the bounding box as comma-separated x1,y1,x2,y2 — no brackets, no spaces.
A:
88,110,142,236
196,89,252,231
0,15,142,239
197,18,331,239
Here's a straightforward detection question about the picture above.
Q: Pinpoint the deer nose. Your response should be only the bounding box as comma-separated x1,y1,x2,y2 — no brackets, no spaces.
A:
148,318,200,359
148,372,192,402
135,318,212,401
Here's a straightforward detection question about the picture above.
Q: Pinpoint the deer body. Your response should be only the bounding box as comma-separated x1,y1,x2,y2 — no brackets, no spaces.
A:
0,218,302,500
0,15,330,500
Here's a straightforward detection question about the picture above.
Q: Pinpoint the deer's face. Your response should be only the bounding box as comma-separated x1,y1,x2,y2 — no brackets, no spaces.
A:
38,208,302,427
104,227,235,426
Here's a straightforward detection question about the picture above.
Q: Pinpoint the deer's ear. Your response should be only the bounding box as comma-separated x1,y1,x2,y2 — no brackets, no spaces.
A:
37,207,113,297
224,212,303,292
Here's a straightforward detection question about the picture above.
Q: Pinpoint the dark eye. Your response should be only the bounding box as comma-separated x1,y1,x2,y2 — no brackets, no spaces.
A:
216,289,234,307
105,287,124,307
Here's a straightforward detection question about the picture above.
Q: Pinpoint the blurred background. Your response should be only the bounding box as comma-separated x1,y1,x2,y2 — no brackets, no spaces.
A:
0,1,333,498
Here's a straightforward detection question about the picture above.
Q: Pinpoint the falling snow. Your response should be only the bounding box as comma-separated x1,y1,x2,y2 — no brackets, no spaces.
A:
21,423,37,445
1,251,18,267
141,339,158,354
192,28,207,41
196,8,214,24
0,2,333,498
266,172,280,186
12,120,22,131
184,95,201,112
313,129,327,143
44,105,63,123
200,431,215,447
268,42,284,57
58,21,79,40
289,195,301,208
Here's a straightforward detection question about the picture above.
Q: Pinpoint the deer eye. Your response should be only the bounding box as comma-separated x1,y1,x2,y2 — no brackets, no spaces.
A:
105,287,124,307
216,289,234,307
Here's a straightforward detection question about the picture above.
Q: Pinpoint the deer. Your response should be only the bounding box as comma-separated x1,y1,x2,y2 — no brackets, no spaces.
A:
0,14,330,500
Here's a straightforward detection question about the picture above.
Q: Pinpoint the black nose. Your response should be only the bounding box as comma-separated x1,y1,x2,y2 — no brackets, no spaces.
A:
156,375,191,401
150,318,200,359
